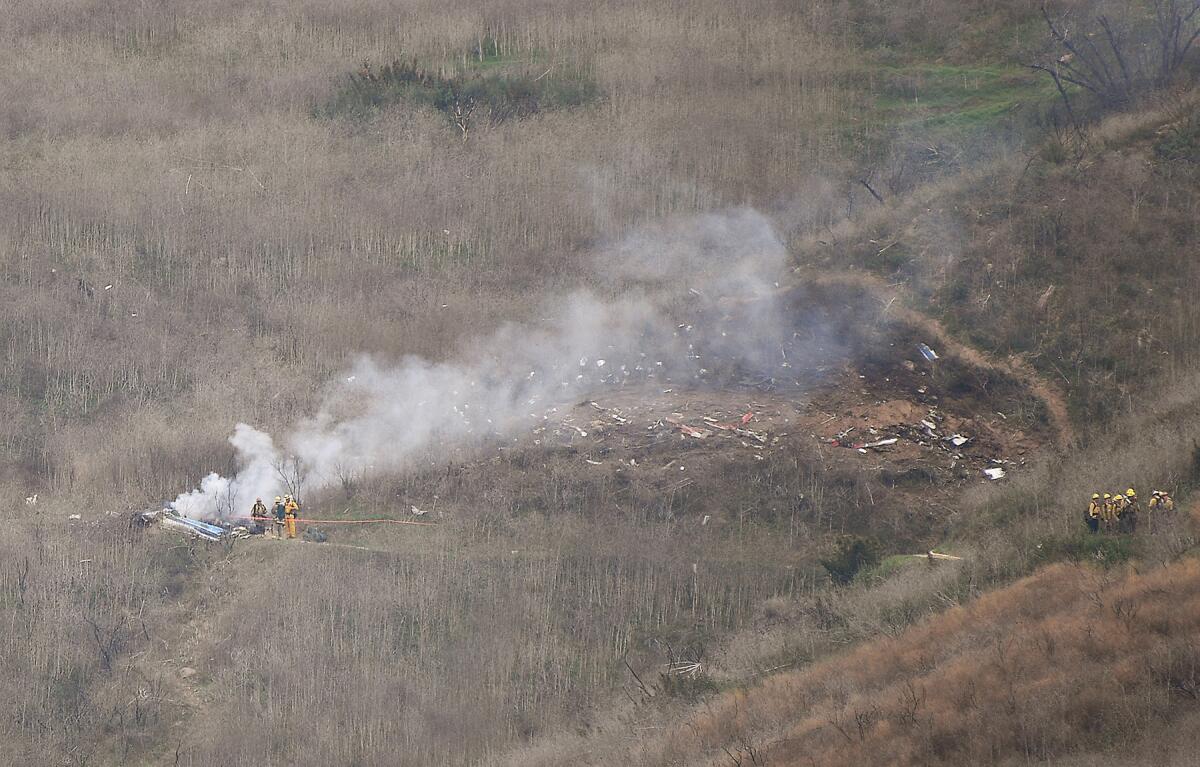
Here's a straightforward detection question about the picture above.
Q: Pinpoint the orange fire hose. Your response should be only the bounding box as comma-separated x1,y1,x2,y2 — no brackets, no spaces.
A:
239,515,437,527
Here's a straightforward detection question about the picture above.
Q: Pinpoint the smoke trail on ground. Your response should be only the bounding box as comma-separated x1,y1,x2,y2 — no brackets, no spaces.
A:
171,209,799,519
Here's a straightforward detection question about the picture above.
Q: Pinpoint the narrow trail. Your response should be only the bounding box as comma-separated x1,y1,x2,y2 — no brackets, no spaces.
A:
794,268,1076,449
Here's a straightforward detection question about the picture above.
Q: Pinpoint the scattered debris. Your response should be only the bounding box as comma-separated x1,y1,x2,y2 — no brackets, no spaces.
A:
861,437,899,450
67,514,81,521
410,505,432,517
983,467,1007,481
130,508,160,528
666,417,711,439
161,511,224,542
917,343,939,362
24,494,37,506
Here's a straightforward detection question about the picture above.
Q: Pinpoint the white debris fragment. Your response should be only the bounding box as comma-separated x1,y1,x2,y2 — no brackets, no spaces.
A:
862,438,898,449
983,467,1006,480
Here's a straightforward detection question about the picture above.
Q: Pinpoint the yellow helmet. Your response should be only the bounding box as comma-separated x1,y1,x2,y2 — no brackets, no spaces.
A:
1091,493,1100,500
1126,488,1136,497
275,496,282,502
1103,493,1111,499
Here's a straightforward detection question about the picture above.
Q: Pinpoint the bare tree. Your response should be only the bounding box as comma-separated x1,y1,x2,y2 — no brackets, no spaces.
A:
273,456,307,502
1153,0,1200,84
1032,1,1200,131
449,94,476,141
332,459,361,500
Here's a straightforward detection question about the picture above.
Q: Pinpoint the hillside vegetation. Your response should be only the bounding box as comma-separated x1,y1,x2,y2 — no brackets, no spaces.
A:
4,1,1200,766
504,549,1200,766
0,0,1054,507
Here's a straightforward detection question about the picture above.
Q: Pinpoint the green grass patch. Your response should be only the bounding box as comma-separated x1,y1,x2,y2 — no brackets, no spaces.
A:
873,553,922,579
869,63,1058,137
319,45,601,130
1033,531,1134,567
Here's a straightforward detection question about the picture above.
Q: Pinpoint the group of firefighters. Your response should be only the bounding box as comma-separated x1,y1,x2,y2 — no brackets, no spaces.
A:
249,495,302,539
1085,488,1174,534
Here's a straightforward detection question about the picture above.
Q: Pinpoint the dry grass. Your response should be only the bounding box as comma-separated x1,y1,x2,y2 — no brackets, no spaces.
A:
9,1,1199,765
0,0,867,508
500,554,1200,766
0,0,1059,510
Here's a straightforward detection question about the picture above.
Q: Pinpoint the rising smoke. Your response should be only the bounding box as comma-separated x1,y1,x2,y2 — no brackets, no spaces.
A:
171,209,800,519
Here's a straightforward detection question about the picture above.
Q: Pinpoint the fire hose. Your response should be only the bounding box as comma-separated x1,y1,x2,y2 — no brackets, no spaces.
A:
238,515,437,527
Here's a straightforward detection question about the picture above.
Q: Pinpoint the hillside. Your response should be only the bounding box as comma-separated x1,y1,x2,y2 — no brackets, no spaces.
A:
3,1,1200,766
500,551,1200,766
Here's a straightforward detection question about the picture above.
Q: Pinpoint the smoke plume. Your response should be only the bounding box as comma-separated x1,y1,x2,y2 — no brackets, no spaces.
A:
171,209,797,519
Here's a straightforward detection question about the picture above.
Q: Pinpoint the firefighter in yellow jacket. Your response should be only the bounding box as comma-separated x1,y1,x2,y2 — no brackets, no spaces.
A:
1111,492,1128,532
1150,490,1175,533
1121,488,1140,533
1149,490,1175,512
1085,493,1102,534
284,495,300,539
1101,493,1115,531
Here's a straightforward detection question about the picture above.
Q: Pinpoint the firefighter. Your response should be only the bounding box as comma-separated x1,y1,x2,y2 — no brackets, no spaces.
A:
250,497,268,535
1085,493,1102,534
1149,490,1175,513
1101,493,1115,531
1122,488,1140,534
1111,492,1127,532
1150,490,1176,533
273,495,287,538
284,494,300,540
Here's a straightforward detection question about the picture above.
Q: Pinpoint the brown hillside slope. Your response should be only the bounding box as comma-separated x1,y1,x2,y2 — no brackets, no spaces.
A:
808,92,1200,430
504,553,1200,766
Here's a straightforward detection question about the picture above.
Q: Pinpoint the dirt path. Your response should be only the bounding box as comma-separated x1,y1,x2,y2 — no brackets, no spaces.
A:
795,268,1076,448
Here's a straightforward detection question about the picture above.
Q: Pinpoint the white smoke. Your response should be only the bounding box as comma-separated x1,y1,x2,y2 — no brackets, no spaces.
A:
170,423,282,518
171,209,796,520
